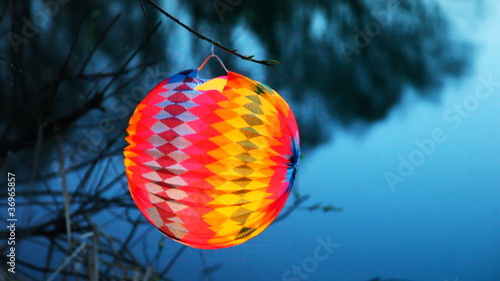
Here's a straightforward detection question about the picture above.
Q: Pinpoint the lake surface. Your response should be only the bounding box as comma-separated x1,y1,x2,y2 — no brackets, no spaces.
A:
163,2,499,280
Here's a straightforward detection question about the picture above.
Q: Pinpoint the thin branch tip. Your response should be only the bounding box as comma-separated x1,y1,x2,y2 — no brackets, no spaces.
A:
145,0,278,67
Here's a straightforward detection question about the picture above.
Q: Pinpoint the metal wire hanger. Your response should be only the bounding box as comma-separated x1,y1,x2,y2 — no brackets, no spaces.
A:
197,39,229,73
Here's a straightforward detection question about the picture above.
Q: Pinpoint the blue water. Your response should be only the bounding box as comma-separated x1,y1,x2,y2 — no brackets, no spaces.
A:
163,2,500,280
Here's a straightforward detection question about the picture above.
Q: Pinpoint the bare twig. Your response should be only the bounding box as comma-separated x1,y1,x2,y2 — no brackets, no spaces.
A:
145,0,279,67
274,194,310,223
0,92,103,157
139,0,148,15
0,54,23,73
79,14,122,75
41,14,88,118
85,228,100,281
142,266,153,281
160,245,186,276
56,133,73,251
43,238,56,281
46,241,87,281
23,121,44,227
199,250,217,281
101,20,162,94
71,64,150,81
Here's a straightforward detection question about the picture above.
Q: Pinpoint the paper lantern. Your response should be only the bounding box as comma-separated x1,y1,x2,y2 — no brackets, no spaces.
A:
124,58,299,249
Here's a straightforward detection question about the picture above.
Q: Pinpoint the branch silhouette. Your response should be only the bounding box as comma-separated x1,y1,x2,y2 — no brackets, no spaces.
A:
143,0,279,67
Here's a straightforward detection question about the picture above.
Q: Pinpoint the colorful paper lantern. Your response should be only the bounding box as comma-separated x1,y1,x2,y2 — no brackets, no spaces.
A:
124,58,299,249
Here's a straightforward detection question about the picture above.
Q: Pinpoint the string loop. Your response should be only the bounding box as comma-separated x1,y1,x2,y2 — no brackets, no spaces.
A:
211,39,215,56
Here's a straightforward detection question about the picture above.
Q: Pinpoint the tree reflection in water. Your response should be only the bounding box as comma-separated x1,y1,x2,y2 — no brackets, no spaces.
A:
0,0,473,280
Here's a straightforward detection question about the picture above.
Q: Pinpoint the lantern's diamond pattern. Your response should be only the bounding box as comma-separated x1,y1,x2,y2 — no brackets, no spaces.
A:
124,69,299,249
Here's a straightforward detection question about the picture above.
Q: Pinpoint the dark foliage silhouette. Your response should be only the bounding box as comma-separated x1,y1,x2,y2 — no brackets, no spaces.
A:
0,0,471,280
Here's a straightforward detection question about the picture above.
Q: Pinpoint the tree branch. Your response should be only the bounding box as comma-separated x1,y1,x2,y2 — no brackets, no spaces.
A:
274,194,310,223
0,92,103,157
144,0,279,67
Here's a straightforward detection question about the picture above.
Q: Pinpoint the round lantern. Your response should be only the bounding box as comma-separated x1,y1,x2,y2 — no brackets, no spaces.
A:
124,57,300,249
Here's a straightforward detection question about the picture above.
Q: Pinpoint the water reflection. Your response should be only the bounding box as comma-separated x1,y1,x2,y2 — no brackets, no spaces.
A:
0,0,479,280
1,0,472,165
188,0,473,148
